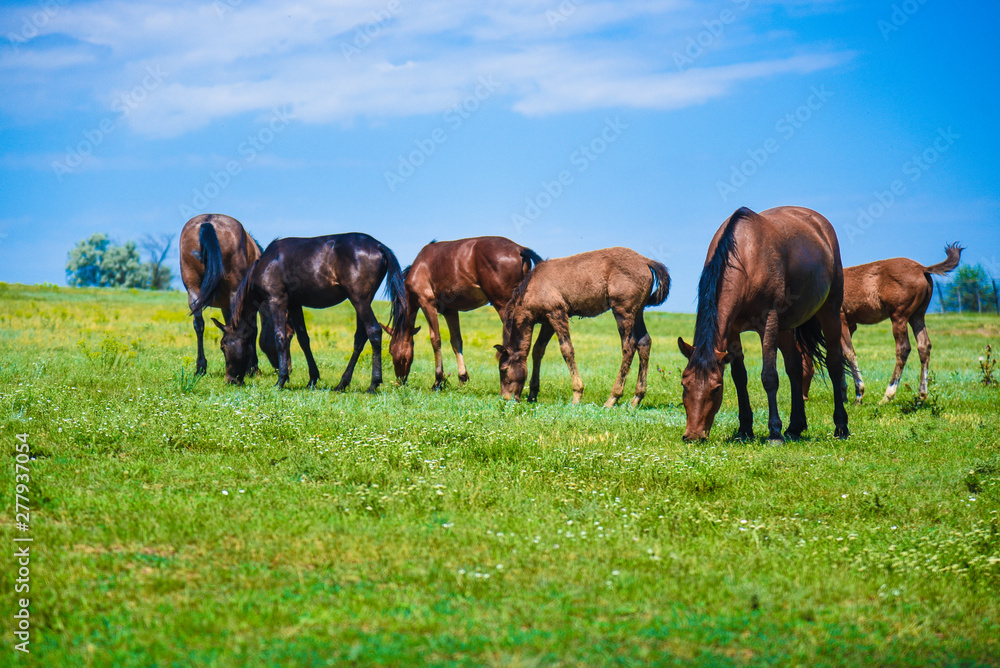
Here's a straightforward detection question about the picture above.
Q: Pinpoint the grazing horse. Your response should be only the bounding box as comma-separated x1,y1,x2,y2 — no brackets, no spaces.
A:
677,206,849,442
802,243,963,404
216,233,406,391
495,247,670,408
384,237,544,388
179,213,277,376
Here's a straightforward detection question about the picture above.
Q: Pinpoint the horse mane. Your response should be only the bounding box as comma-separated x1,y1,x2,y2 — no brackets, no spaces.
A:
691,207,754,369
248,232,263,253
230,259,260,329
501,268,534,346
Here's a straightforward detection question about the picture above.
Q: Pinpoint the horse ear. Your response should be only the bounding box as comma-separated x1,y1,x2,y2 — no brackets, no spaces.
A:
211,317,226,332
716,350,733,365
380,323,394,336
413,326,421,335
677,337,694,359
494,344,505,352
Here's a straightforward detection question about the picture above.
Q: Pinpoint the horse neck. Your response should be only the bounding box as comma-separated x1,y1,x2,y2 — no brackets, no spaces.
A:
504,307,533,357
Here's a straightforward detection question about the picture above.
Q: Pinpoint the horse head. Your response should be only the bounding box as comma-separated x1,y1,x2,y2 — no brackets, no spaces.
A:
678,337,731,441
382,322,420,384
213,317,254,385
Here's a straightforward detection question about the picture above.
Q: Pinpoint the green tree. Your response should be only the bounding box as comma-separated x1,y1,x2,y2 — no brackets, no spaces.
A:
66,234,146,288
940,264,998,314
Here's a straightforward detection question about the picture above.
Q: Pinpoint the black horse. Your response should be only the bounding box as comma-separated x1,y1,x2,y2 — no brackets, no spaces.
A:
216,233,406,392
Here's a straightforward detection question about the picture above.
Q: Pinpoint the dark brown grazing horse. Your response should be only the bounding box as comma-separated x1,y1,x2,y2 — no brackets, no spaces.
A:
217,233,405,391
496,247,670,407
802,243,963,404
383,237,543,388
678,206,849,442
180,213,276,376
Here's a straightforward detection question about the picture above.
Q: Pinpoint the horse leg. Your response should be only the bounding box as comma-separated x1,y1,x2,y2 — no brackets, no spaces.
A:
289,304,320,389
760,312,783,442
800,348,813,401
819,307,850,439
334,315,367,392
246,314,261,377
841,319,864,404
631,314,651,408
606,310,637,408
730,343,754,440
192,310,207,376
779,331,807,440
527,321,554,403
881,318,911,403
910,313,932,401
442,311,469,384
422,303,446,390
271,306,293,390
357,301,384,393
551,313,584,404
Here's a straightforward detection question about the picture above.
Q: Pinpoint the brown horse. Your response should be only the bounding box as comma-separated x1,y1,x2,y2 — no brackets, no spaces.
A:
384,237,543,388
495,247,670,407
217,233,405,391
678,206,849,442
802,243,962,404
180,213,276,376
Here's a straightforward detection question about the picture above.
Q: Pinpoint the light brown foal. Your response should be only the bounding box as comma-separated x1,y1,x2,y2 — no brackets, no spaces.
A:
803,243,962,403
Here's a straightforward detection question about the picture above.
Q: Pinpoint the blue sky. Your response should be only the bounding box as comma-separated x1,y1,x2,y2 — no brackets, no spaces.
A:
1,0,997,312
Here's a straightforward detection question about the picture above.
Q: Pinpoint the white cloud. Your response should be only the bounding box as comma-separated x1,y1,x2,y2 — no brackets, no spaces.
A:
0,0,854,137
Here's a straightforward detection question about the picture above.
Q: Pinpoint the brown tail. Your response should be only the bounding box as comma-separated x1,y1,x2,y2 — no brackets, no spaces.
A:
924,242,963,276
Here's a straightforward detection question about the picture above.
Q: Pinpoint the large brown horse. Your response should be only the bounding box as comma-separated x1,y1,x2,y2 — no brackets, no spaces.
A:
217,233,405,392
180,213,276,376
802,243,962,404
678,206,849,442
384,237,543,388
496,247,670,407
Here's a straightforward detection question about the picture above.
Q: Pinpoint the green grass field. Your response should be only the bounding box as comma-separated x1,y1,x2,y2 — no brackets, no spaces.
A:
1,282,998,666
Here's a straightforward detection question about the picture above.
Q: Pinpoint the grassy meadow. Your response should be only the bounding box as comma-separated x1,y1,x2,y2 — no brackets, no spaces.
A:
1,281,999,666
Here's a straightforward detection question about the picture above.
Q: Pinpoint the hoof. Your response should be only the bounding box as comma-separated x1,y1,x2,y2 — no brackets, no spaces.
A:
458,373,470,384
366,386,379,394
630,396,643,408
731,429,754,442
767,437,785,446
783,429,804,442
195,365,207,377
853,395,864,405
834,425,850,439
333,383,348,392
603,397,619,408
432,378,446,391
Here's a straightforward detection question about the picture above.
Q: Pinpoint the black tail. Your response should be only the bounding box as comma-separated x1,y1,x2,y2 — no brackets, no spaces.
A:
795,315,836,374
378,243,407,329
519,247,544,275
189,223,224,314
924,242,963,276
645,261,671,308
